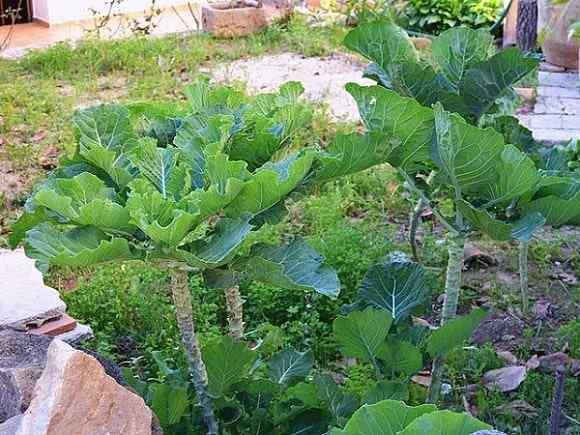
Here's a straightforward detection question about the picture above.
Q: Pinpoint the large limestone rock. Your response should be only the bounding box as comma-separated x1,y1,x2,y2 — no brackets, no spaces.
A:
0,330,52,422
0,249,66,329
13,340,152,435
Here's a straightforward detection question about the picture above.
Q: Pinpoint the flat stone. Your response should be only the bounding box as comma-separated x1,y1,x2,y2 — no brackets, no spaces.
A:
54,323,94,345
0,249,66,329
0,415,22,435
29,314,77,337
14,340,152,435
538,86,580,99
538,71,580,88
540,62,567,73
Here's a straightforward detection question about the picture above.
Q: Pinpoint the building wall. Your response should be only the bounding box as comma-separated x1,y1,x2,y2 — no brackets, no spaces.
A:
32,0,192,25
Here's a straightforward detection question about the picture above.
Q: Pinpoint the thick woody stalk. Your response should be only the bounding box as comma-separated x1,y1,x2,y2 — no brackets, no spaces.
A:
519,240,530,312
409,198,426,262
428,231,465,403
170,267,218,435
224,285,245,341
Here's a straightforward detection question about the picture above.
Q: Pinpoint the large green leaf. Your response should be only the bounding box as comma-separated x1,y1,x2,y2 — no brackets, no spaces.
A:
460,48,538,120
355,254,427,323
482,145,540,207
398,410,491,435
522,191,580,226
267,349,313,384
333,308,393,364
33,173,134,233
343,19,417,90
482,115,539,155
341,400,437,435
346,84,434,172
9,207,49,249
363,381,409,405
377,338,423,376
188,213,254,266
432,105,503,196
24,223,140,272
426,308,488,357
203,336,257,397
314,374,359,422
240,238,340,298
315,133,390,182
226,152,314,217
148,383,189,427
431,27,494,91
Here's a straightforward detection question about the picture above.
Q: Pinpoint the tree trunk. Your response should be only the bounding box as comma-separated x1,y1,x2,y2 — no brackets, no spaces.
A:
170,268,219,435
519,241,530,312
427,232,465,403
225,285,245,341
517,0,538,52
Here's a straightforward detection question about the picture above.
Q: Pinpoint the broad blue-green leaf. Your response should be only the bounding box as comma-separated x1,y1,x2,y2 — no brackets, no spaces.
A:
9,207,49,249
314,374,359,422
128,138,186,199
226,152,314,216
73,104,134,151
333,308,393,364
482,145,540,207
432,105,503,196
398,410,491,435
356,254,427,323
25,223,140,272
315,133,390,182
241,238,340,298
33,173,134,233
203,336,257,397
377,338,423,376
344,19,417,90
363,381,409,405
427,308,488,357
457,200,546,242
73,104,136,187
148,383,189,427
341,400,437,435
188,213,253,266
432,27,494,91
460,48,539,120
483,115,539,155
522,191,580,226
346,84,434,172
268,349,313,384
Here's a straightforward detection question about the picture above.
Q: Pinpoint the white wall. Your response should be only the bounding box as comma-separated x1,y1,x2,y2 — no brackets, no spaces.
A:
32,0,192,25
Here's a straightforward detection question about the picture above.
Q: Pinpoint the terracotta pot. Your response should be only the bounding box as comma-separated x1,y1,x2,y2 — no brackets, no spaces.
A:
202,5,267,38
538,0,580,69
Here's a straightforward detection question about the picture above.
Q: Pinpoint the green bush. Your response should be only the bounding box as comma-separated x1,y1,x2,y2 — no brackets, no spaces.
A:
402,0,502,35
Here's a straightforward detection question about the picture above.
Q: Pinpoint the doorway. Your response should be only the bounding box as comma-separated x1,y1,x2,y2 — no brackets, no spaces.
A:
0,0,33,26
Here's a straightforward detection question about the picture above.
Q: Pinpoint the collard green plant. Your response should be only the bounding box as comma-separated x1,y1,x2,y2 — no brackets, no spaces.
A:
9,78,377,434
338,19,578,402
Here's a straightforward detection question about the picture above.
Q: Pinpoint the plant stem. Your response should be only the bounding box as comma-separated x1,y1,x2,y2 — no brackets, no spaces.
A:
225,285,245,341
409,198,426,261
549,368,566,435
427,231,465,404
519,240,530,313
170,267,218,435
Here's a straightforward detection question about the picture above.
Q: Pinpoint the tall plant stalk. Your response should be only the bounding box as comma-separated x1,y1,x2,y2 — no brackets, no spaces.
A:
409,198,426,261
428,230,465,403
170,267,218,435
549,368,566,435
519,240,530,312
225,285,245,341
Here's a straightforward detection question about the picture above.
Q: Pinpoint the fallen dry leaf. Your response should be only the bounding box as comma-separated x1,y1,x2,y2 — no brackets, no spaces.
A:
464,243,497,270
526,355,540,370
533,299,551,319
495,400,537,417
411,374,432,387
497,350,518,365
483,366,527,392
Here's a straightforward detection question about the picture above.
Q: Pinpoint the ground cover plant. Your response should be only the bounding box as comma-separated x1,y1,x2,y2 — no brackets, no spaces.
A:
1,13,579,435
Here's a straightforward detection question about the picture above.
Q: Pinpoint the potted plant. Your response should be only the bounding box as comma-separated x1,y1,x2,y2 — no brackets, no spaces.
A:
202,0,291,38
538,0,580,69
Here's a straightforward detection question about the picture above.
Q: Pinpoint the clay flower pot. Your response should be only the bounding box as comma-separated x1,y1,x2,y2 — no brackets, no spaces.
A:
538,0,580,69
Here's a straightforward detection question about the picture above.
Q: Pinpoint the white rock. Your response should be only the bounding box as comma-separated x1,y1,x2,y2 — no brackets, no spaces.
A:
0,249,66,329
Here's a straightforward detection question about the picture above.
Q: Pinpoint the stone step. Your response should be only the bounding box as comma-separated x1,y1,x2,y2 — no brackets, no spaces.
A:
519,114,580,130
530,128,580,145
0,249,66,330
29,314,77,337
534,97,580,115
538,71,580,88
537,86,580,99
